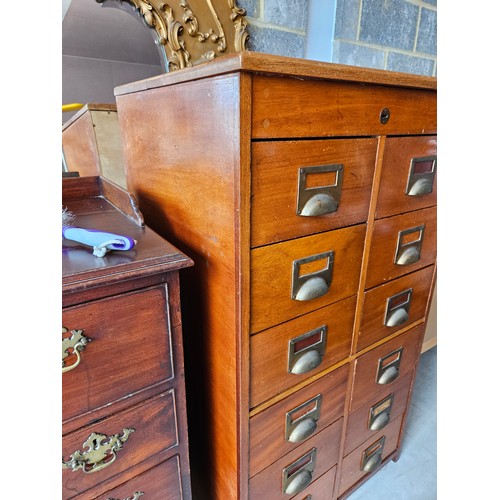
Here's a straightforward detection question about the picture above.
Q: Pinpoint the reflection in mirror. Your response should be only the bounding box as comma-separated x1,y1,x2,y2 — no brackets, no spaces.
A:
62,0,249,188
62,0,164,123
62,0,164,187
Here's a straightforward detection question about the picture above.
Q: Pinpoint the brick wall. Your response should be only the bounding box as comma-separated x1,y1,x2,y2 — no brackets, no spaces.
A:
333,0,436,76
237,0,309,58
237,0,437,76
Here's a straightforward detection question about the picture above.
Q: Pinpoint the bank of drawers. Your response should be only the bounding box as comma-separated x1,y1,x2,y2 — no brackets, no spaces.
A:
338,134,437,496
62,179,193,499
248,134,436,498
115,57,437,499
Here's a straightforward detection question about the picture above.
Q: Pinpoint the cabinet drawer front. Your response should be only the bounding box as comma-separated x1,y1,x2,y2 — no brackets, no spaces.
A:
376,136,437,219
338,414,403,496
350,324,424,412
251,225,365,333
62,286,172,424
287,466,336,500
93,456,182,500
344,373,411,456
365,207,436,289
250,297,354,406
252,76,437,139
357,265,435,351
249,419,343,499
62,391,178,498
250,364,349,476
251,139,376,247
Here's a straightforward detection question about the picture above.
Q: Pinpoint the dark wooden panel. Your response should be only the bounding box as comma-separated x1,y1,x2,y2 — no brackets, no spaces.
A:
62,286,172,424
365,207,437,289
249,365,349,476
344,373,412,455
350,324,424,412
251,138,377,247
288,466,336,500
251,225,366,333
93,456,182,500
357,265,434,351
250,298,354,407
116,72,251,500
249,419,343,499
252,76,437,139
62,108,101,177
375,136,437,219
62,392,178,498
338,414,404,496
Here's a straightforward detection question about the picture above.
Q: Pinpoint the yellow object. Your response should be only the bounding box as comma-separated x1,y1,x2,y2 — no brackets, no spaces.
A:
62,103,84,112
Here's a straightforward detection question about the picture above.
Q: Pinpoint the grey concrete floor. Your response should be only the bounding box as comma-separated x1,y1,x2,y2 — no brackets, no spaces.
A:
346,346,437,500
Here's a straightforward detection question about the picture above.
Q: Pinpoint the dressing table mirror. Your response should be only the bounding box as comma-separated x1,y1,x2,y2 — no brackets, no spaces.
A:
62,0,249,186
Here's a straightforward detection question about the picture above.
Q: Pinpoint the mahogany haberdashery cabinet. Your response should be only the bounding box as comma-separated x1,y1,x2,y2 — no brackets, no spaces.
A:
114,52,437,499
62,176,193,499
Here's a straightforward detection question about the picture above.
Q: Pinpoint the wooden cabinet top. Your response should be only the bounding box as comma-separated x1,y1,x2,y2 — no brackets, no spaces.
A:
114,51,437,97
62,176,193,295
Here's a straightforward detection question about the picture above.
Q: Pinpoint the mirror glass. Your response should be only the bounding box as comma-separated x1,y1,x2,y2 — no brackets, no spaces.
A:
62,0,164,122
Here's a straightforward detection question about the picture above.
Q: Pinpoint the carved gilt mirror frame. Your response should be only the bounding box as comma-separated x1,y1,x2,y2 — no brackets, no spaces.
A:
96,0,249,71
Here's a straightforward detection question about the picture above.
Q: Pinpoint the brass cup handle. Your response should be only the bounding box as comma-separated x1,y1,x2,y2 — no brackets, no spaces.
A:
287,417,317,443
62,327,90,373
384,288,413,328
408,177,433,196
62,428,135,474
107,494,144,500
288,326,327,375
362,451,383,472
282,448,316,495
405,156,437,197
369,412,391,431
284,469,313,495
376,348,403,385
291,252,334,302
385,308,409,327
394,226,425,266
396,246,421,266
286,394,322,443
368,394,394,432
361,436,385,472
296,164,344,217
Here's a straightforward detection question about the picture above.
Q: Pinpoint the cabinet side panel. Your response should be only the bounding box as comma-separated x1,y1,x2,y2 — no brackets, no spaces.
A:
116,74,243,499
62,111,101,176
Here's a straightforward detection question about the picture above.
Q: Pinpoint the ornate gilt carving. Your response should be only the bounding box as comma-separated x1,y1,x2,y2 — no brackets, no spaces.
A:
96,0,248,71
229,0,249,52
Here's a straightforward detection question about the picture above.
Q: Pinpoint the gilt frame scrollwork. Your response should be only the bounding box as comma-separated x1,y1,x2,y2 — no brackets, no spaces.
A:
96,0,249,71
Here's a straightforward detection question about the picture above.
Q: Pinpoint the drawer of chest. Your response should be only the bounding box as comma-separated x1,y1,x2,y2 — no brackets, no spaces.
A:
249,418,343,499
89,456,183,500
251,76,437,139
62,391,178,499
365,206,436,289
251,138,376,247
376,136,437,219
250,297,354,406
289,466,336,500
344,373,412,456
249,364,348,477
62,285,172,424
350,324,424,412
357,265,434,352
338,414,403,496
251,224,365,333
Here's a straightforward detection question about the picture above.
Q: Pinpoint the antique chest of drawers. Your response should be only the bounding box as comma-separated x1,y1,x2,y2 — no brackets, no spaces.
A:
62,176,193,499
114,52,437,499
